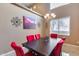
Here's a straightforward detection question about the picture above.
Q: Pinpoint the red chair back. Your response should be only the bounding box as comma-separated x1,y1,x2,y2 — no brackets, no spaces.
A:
26,35,35,42
50,33,58,38
62,37,66,41
11,42,24,56
35,34,40,40
52,39,64,56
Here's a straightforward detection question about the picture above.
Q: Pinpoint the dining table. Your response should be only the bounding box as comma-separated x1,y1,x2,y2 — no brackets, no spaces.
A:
22,37,61,56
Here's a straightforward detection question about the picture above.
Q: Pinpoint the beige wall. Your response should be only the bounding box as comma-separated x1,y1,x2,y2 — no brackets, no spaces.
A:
50,3,79,46
0,3,43,54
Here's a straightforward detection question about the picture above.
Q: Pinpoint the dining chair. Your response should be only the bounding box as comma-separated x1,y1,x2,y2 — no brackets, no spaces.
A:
58,34,66,41
11,42,33,56
35,34,40,40
62,37,66,41
26,35,35,42
50,33,58,38
51,39,64,56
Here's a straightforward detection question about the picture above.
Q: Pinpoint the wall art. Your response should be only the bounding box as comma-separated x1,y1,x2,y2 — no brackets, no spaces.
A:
23,16,36,29
11,17,22,27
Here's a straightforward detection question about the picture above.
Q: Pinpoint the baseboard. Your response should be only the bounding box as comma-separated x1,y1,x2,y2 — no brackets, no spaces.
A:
0,50,15,56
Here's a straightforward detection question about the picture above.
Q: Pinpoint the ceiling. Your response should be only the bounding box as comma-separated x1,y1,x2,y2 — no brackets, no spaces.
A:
20,3,35,8
50,3,70,10
19,3,70,15
20,3,70,10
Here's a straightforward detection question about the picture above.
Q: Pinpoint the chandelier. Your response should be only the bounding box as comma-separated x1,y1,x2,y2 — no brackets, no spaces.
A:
44,13,56,20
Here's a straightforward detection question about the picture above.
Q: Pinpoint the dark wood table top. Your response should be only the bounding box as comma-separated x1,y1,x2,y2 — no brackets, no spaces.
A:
22,38,61,56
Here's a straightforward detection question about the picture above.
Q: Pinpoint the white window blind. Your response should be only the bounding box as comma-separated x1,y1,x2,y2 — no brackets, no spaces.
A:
50,16,70,36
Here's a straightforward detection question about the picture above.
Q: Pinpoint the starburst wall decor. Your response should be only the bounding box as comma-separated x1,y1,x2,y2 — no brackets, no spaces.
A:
11,17,22,27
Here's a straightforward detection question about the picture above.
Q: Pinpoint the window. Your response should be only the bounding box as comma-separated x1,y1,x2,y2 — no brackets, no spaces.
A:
50,16,70,36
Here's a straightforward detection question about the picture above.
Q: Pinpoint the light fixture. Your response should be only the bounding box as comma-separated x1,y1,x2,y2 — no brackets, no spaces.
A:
45,13,50,17
44,13,50,19
44,13,56,20
44,15,47,19
51,13,56,18
30,5,37,10
33,5,37,9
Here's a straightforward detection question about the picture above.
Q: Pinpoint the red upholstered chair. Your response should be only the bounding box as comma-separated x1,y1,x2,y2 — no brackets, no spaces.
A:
51,39,64,56
26,35,35,42
62,37,66,41
11,42,33,56
26,35,35,54
35,34,40,40
50,33,58,38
